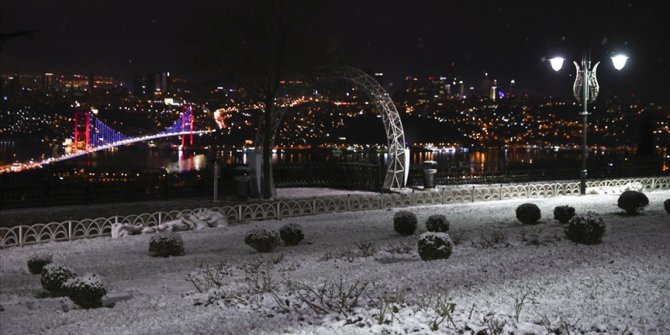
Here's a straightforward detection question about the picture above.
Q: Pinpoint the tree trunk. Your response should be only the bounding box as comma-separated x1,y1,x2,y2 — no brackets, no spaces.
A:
261,102,274,199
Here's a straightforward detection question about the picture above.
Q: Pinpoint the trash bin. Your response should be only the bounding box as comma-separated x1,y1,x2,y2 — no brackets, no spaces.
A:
422,160,438,189
234,166,250,199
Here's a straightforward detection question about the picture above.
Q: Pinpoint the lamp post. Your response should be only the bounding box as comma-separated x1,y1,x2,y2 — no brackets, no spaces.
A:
550,53,628,194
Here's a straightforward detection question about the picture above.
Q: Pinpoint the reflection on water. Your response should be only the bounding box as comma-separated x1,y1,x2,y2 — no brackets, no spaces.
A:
2,139,668,177
0,141,60,164
0,141,212,173
164,151,207,173
425,147,669,178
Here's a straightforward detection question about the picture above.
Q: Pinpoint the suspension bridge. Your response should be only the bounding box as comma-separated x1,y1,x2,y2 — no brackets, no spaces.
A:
2,104,209,173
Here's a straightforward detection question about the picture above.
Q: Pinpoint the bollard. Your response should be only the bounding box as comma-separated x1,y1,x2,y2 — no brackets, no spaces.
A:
213,161,220,203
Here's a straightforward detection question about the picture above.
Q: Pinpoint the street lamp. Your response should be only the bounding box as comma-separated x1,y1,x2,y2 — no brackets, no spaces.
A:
550,53,628,194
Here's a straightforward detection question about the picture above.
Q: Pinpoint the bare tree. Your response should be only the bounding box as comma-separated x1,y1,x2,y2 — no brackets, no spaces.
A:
188,0,334,199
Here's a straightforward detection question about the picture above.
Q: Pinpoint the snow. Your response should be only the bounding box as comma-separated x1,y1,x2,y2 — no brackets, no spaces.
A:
1,190,669,334
63,274,106,294
0,188,377,227
276,187,378,199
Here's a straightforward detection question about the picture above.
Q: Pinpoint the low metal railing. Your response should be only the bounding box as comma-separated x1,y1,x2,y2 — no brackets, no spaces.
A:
1,176,668,248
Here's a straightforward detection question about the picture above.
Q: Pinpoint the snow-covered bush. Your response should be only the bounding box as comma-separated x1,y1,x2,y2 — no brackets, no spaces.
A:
478,229,509,248
449,229,469,246
63,274,107,308
553,205,576,224
355,240,377,257
417,232,453,261
617,190,649,215
425,214,449,232
41,263,77,297
148,232,185,257
665,199,670,214
111,223,143,238
186,260,233,293
279,223,304,246
565,213,606,245
244,227,280,253
393,210,417,236
516,203,541,225
291,278,369,316
384,240,413,254
27,253,52,275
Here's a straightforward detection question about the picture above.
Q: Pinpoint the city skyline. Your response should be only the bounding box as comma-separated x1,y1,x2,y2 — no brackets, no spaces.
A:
2,1,669,100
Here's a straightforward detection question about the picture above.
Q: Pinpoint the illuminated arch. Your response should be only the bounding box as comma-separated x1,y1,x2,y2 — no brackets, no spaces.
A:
334,67,408,189
254,66,408,191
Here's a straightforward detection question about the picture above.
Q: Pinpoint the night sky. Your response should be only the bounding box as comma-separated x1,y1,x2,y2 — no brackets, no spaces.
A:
2,0,670,99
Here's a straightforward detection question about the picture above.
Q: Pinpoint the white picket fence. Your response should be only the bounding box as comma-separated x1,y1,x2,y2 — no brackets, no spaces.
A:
2,176,669,248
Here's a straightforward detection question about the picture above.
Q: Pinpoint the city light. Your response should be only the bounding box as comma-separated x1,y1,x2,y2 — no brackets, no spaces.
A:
1,67,668,177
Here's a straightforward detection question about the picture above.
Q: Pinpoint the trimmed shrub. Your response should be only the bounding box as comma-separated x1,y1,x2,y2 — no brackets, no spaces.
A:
393,211,417,236
64,274,107,308
418,232,453,261
553,205,576,224
41,264,77,297
425,214,449,232
565,213,606,245
516,203,541,225
617,190,649,215
148,232,185,257
27,253,53,275
664,199,670,214
244,227,280,252
279,223,304,246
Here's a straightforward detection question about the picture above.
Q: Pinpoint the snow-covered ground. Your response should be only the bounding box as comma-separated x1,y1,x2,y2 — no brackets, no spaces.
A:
275,187,378,198
1,190,669,335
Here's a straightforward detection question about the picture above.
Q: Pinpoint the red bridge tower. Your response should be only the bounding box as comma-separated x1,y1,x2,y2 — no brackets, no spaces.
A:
73,111,90,152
